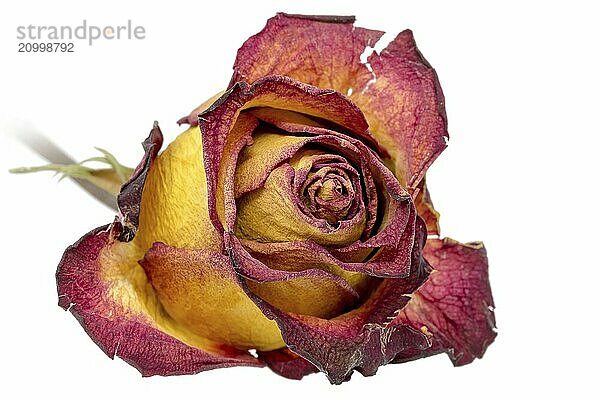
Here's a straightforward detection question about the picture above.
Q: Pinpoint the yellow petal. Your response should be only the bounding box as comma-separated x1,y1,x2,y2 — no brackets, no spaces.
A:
98,238,230,353
140,243,284,351
133,126,220,250
247,276,356,319
235,163,365,246
129,126,284,350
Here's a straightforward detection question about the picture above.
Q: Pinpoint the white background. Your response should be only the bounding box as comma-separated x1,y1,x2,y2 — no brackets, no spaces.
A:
0,0,598,398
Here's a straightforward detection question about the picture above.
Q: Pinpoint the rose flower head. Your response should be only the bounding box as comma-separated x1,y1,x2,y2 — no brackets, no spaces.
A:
17,13,496,384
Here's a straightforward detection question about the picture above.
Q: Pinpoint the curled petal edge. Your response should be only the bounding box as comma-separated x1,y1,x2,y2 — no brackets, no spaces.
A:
257,348,319,380
117,122,163,241
228,13,448,188
232,216,433,384
56,223,263,376
195,75,384,242
394,238,497,365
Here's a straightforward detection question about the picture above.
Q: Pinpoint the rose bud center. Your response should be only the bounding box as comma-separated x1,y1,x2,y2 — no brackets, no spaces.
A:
302,168,355,225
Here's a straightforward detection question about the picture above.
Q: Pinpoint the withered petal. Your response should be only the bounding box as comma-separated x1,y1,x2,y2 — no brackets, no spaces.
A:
215,113,259,235
414,178,441,236
233,129,374,239
56,224,263,376
357,30,448,188
239,206,416,279
235,163,366,246
196,76,383,243
229,13,448,188
395,238,497,365
237,218,433,384
230,13,381,100
133,126,222,251
116,122,163,241
232,122,416,275
228,234,358,296
228,233,360,319
140,242,285,351
257,348,318,380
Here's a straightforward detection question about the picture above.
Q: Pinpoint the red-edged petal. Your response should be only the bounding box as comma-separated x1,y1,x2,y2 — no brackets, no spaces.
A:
202,75,373,138
239,204,416,280
56,224,262,376
395,238,497,365
414,178,441,236
139,241,285,351
236,218,433,384
232,121,416,278
195,76,383,241
257,348,318,380
357,30,448,188
230,13,382,99
116,122,163,241
229,13,448,188
229,234,358,296
228,233,360,319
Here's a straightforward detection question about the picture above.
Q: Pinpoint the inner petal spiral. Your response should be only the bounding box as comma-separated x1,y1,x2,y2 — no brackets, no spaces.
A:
233,130,368,246
295,155,360,226
304,171,353,224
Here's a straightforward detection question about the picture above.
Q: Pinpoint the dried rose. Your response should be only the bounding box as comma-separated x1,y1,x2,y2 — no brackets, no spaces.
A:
43,14,494,383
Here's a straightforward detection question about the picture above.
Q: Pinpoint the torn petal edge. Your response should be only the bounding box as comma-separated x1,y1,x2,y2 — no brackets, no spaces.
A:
56,223,263,376
394,238,497,366
116,121,163,241
228,13,448,188
233,217,433,384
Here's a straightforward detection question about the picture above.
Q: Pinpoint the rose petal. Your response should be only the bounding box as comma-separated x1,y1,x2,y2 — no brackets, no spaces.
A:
333,204,417,278
294,155,361,224
215,113,260,233
140,242,285,351
234,130,373,230
197,76,382,238
257,348,318,380
235,163,366,246
240,206,417,279
234,128,315,198
56,224,263,376
240,238,376,292
240,113,382,236
228,234,360,319
233,125,413,249
242,118,414,251
229,13,448,188
414,178,441,236
247,104,387,156
249,107,327,129
200,75,375,145
237,218,433,384
394,238,497,365
176,91,224,126
355,30,448,188
247,278,358,319
233,125,417,277
116,122,163,241
132,126,221,251
230,13,381,101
